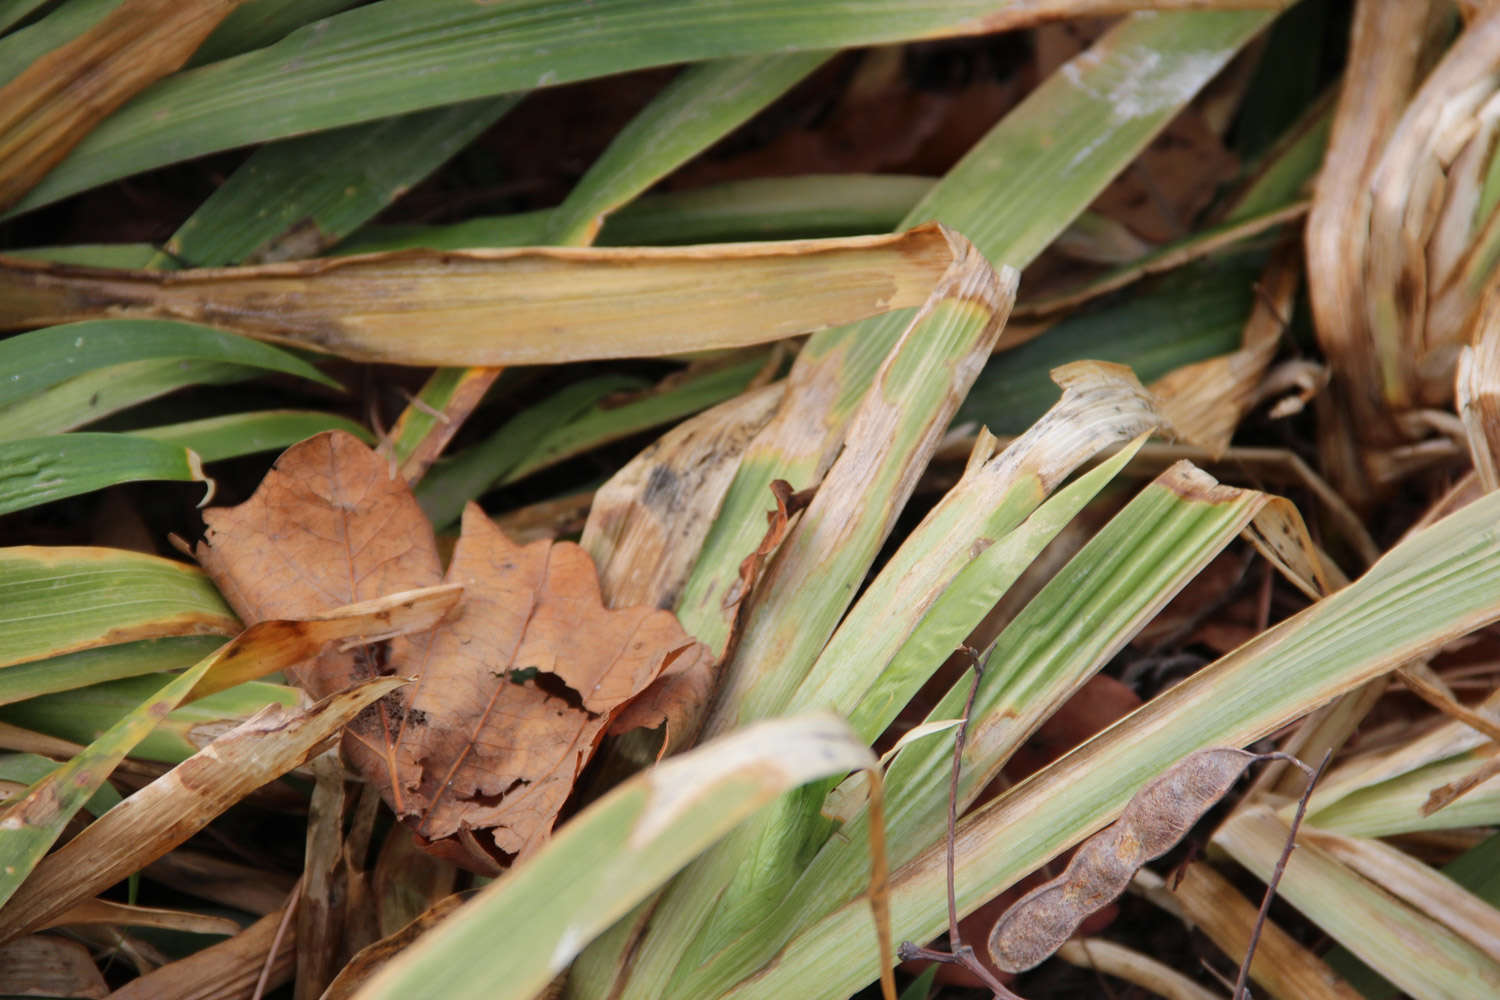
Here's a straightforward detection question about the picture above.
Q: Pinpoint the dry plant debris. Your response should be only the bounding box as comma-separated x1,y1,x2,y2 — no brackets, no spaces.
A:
194,430,713,869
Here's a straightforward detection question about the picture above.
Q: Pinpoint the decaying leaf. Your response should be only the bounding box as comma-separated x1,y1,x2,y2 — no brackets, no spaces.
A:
195,431,713,867
195,430,444,794
1306,0,1500,490
395,504,711,856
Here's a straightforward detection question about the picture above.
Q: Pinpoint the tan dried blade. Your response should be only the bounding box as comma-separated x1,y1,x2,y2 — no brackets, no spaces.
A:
0,0,246,211
184,584,462,701
298,752,348,1000
1149,243,1299,456
1306,828,1500,962
1156,863,1363,1000
38,897,240,936
0,225,959,365
1055,939,1219,1000
0,680,397,941
1457,282,1500,491
1216,807,1500,997
0,935,107,999
581,380,786,611
106,897,297,1000
1363,6,1500,410
1306,0,1442,447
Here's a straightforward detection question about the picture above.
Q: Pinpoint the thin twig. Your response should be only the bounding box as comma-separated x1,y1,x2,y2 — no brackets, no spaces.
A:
896,644,1027,1000
947,645,982,951
251,875,301,1000
1233,750,1331,999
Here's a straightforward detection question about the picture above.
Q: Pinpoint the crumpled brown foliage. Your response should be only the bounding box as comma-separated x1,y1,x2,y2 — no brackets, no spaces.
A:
196,431,713,868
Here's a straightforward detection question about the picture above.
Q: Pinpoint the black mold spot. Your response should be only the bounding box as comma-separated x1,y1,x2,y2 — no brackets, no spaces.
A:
643,464,679,506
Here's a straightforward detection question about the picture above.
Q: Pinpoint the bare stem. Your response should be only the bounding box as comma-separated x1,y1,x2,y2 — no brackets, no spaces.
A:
1234,750,1331,999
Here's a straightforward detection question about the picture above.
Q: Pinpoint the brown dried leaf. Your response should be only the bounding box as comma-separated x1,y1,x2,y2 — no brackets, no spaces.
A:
604,641,721,759
196,430,442,788
196,432,712,866
396,504,702,856
1149,243,1300,456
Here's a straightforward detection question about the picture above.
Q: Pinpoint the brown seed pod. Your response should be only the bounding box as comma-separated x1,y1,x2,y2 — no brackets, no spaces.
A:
988,747,1258,973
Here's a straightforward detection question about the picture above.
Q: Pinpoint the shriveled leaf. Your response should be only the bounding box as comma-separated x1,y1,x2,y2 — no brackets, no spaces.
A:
1147,245,1299,456
0,587,454,910
580,380,785,611
1457,285,1500,491
0,675,299,766
0,225,962,365
0,648,217,910
1304,0,1460,457
195,429,444,786
185,584,463,702
38,897,240,936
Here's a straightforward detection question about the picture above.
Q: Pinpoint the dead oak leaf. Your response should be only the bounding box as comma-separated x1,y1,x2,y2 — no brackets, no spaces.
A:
397,504,704,857
195,431,712,867
194,430,441,788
